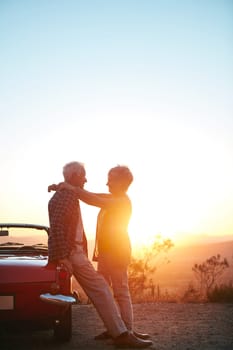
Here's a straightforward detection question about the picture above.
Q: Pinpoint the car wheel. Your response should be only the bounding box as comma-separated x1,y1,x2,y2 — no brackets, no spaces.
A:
54,306,72,342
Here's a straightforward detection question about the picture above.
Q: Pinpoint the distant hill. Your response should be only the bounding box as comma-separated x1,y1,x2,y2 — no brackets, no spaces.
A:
153,239,233,293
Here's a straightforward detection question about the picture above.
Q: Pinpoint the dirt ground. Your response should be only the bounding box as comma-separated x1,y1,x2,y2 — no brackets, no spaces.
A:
1,302,233,350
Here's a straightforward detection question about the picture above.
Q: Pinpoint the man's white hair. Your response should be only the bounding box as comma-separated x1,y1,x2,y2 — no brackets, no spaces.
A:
63,161,85,182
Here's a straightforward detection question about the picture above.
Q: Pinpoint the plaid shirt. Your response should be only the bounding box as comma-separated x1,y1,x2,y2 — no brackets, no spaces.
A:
48,189,87,262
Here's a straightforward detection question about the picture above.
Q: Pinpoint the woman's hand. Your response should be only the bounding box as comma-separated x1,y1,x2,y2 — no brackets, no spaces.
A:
48,183,58,192
48,182,74,192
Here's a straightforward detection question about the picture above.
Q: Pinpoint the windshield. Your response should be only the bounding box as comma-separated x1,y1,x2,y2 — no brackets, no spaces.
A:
0,226,48,251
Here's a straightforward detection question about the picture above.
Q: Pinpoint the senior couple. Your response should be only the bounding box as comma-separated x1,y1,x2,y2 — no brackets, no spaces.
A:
48,161,153,348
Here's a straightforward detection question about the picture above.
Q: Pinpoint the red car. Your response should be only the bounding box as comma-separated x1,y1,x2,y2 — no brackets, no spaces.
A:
0,223,76,341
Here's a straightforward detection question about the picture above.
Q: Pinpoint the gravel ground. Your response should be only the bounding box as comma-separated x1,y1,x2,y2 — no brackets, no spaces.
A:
1,302,233,350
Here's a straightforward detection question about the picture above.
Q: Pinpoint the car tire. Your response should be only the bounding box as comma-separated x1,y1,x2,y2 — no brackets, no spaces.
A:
54,306,72,342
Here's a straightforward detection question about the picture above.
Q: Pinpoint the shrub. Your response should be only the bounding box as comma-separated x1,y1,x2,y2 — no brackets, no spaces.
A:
181,282,203,303
192,254,229,298
208,282,233,302
128,235,174,301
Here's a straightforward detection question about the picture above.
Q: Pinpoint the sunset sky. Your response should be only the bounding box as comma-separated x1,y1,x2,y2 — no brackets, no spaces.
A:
1,0,233,249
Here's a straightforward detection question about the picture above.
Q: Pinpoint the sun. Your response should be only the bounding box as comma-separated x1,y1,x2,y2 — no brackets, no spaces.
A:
127,192,204,250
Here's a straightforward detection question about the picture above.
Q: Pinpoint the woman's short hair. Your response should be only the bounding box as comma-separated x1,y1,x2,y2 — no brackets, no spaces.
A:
108,165,133,190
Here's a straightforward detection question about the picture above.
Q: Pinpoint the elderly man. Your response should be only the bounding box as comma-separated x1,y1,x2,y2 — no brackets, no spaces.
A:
48,161,152,348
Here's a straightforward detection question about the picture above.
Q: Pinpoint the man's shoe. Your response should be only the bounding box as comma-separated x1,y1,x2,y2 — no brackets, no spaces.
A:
94,331,112,340
114,332,153,348
133,331,151,340
95,330,151,341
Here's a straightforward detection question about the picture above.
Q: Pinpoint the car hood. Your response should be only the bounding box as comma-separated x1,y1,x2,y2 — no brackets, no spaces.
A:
0,255,56,283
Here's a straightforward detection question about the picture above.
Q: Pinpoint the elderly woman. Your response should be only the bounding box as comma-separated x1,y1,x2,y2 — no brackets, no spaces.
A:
49,165,150,341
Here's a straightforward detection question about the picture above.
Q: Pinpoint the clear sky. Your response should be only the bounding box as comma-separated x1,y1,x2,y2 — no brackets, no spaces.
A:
1,0,233,248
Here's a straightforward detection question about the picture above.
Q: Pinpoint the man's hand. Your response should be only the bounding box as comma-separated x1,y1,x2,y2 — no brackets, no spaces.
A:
59,258,73,275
